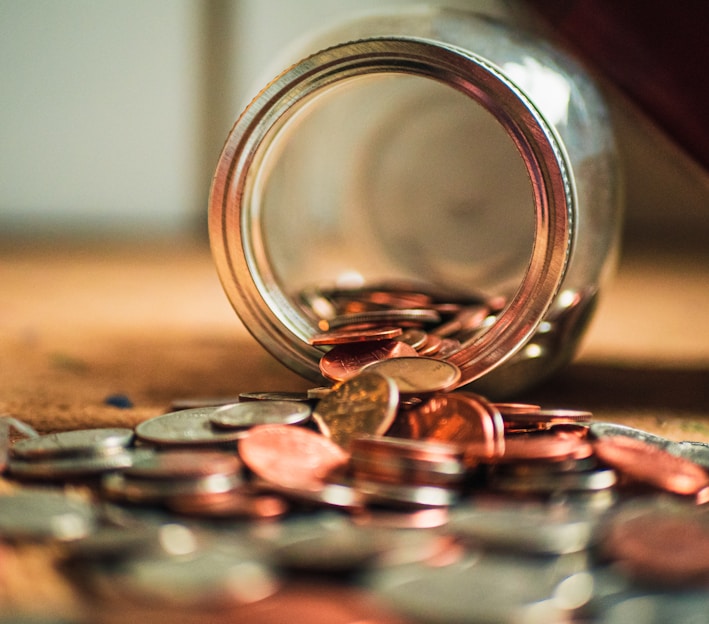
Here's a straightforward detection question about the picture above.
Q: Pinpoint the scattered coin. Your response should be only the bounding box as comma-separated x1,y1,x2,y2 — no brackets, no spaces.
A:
362,357,462,394
210,400,312,430
312,372,399,449
11,427,135,460
318,340,418,382
134,407,247,447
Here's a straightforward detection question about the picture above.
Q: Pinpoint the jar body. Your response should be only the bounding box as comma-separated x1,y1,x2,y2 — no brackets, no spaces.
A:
209,6,622,397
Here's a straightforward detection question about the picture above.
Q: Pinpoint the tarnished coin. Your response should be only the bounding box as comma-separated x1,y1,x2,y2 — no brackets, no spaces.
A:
668,440,709,470
319,340,418,382
312,372,399,450
11,427,134,460
135,407,246,446
210,400,311,430
589,422,672,449
0,489,96,541
592,435,709,495
238,424,349,491
362,357,462,395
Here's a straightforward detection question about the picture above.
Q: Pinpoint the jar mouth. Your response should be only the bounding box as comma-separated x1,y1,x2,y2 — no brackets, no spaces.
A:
209,36,573,387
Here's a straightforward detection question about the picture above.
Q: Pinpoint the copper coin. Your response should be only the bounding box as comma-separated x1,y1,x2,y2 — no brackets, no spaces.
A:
402,393,503,462
592,435,709,495
492,431,593,464
312,372,399,450
167,490,288,519
601,504,709,585
362,357,462,395
318,340,418,382
123,449,242,480
238,424,349,491
324,308,441,331
397,329,428,350
309,326,403,346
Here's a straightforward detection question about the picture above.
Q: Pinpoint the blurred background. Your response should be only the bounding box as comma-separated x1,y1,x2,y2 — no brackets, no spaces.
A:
1,0,707,245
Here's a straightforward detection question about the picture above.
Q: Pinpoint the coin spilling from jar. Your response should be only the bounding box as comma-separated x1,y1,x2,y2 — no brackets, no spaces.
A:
2,310,709,622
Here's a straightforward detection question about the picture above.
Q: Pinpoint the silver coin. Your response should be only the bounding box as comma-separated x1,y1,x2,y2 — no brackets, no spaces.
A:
210,400,311,430
102,472,241,504
238,391,312,403
0,489,96,541
107,547,278,607
588,422,672,449
8,450,139,480
134,407,246,446
253,477,364,511
448,502,596,555
362,357,462,394
355,478,458,508
667,440,709,470
11,427,134,460
490,467,617,495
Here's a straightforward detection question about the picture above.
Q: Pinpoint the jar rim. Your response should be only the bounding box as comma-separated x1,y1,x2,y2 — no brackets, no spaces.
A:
209,36,574,387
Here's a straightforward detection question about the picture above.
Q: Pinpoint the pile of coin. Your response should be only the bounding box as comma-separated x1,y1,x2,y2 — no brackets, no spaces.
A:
3,345,709,621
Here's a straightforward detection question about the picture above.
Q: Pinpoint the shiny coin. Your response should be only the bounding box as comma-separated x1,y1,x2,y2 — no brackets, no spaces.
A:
355,478,458,509
210,400,311,430
169,397,241,410
318,339,418,382
362,357,462,394
0,489,96,541
312,372,399,450
134,407,246,446
402,392,504,462
11,427,134,460
309,326,403,345
493,431,593,464
397,328,428,350
238,424,349,491
592,435,709,495
254,478,364,511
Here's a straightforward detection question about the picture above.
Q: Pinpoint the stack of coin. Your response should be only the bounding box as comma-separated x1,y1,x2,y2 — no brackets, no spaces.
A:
102,449,243,507
8,427,137,480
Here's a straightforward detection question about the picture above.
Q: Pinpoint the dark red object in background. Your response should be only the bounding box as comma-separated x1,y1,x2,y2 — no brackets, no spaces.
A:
531,0,708,172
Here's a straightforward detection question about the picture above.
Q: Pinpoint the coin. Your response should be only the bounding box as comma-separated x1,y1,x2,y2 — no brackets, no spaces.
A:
309,326,403,345
312,372,399,450
355,478,458,508
324,308,441,331
210,400,311,430
167,490,288,519
134,407,246,446
11,427,135,460
402,392,504,462
238,391,312,402
238,424,349,491
318,340,418,382
0,489,96,541
592,435,709,495
589,422,672,449
361,357,462,394
102,471,241,504
8,450,139,480
122,449,242,481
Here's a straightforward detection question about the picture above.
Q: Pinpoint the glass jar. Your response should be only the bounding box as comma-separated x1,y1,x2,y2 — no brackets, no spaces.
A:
208,5,622,398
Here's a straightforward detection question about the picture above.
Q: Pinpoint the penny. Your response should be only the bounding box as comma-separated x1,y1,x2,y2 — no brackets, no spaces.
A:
167,490,288,519
318,340,418,382
402,392,504,462
238,424,349,491
309,326,403,345
592,435,709,495
324,308,441,331
362,357,461,395
492,431,593,464
210,400,311,430
134,407,246,446
11,427,135,460
312,372,399,450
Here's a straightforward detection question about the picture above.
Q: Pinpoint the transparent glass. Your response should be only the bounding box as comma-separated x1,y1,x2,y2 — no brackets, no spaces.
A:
209,6,622,397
